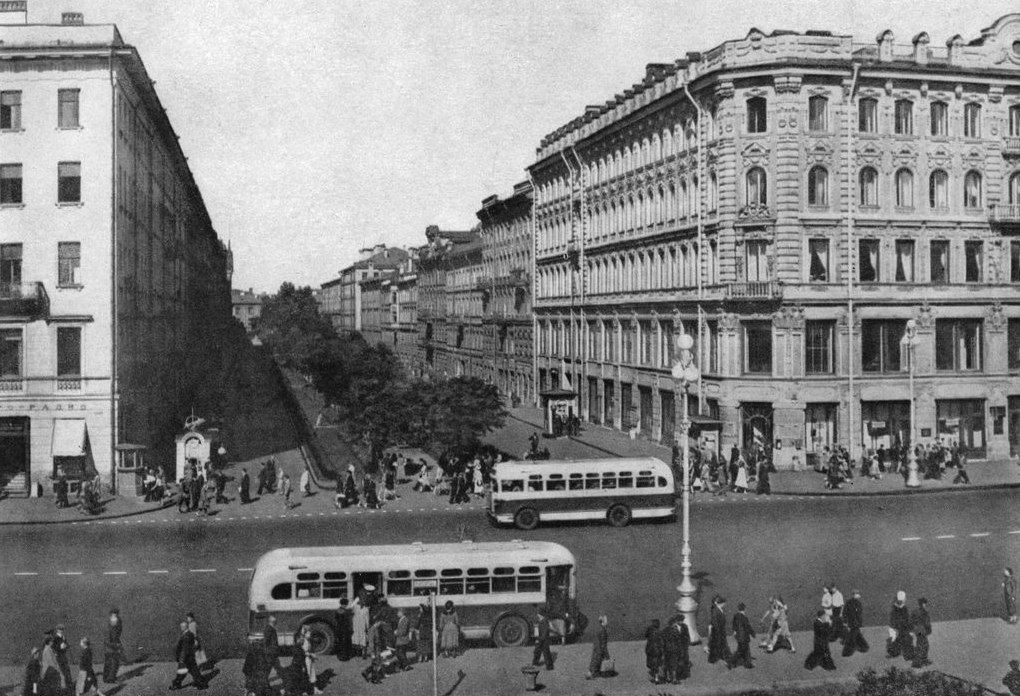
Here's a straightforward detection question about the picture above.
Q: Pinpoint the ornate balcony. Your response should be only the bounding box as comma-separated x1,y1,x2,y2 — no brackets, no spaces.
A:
0,282,48,319
1003,136,1020,158
704,281,783,302
990,204,1020,231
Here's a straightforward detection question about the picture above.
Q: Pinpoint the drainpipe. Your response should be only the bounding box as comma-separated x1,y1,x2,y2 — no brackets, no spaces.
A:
527,172,539,407
846,63,861,464
560,150,580,416
109,53,120,492
570,145,588,422
684,81,706,417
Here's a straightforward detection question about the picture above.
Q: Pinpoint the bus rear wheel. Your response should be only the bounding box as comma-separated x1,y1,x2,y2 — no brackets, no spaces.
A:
514,507,539,530
303,620,336,656
492,614,531,647
607,503,632,527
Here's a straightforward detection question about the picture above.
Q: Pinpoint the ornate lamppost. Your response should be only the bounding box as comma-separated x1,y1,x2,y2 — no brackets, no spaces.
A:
671,332,701,643
901,319,921,488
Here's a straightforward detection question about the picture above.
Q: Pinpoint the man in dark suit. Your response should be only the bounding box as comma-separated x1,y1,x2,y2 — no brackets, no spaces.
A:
239,468,251,504
262,615,283,684
730,603,755,668
532,606,554,670
911,597,932,668
842,589,869,657
170,621,207,690
707,596,732,667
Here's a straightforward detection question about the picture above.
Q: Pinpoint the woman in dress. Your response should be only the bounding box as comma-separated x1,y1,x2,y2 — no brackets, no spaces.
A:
734,454,749,493
472,463,484,497
762,597,796,653
439,601,460,657
416,601,434,662
351,589,370,658
299,625,323,694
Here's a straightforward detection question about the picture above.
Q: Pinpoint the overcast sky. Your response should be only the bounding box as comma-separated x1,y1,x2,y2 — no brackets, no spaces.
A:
27,0,1020,292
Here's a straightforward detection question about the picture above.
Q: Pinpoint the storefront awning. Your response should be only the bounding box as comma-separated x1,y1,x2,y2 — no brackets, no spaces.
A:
52,419,87,457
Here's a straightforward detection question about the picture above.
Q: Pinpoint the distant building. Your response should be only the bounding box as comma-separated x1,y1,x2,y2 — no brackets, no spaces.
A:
231,288,266,333
331,245,409,334
0,10,232,495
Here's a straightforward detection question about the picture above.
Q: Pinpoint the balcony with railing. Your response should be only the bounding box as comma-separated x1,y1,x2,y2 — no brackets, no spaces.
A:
990,204,1020,229
1003,136,1020,157
0,282,49,319
704,281,783,302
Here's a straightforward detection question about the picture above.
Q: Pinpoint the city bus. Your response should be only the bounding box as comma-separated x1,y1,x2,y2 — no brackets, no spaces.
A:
488,457,676,530
247,541,585,654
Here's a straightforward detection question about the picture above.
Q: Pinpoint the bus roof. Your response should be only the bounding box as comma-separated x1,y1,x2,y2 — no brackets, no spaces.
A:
494,457,670,474
253,541,575,574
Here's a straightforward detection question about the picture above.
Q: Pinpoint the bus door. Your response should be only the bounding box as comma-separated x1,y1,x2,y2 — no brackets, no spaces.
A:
353,572,383,598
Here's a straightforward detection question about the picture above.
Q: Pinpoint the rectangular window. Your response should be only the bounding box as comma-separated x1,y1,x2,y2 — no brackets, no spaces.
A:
56,327,82,377
587,321,598,361
621,322,634,364
858,98,878,133
0,243,22,285
745,240,768,282
58,89,80,129
58,162,81,203
604,321,615,362
935,319,982,372
0,91,21,130
659,320,673,368
808,239,829,282
808,96,828,131
743,321,772,374
639,320,652,365
894,100,913,135
861,320,904,373
1012,241,1020,283
1009,319,1020,370
929,102,948,136
703,321,719,374
858,239,879,282
0,164,23,204
895,240,915,282
0,329,22,378
58,242,81,287
805,321,834,374
930,240,950,283
963,103,981,138
964,241,983,282
747,98,767,134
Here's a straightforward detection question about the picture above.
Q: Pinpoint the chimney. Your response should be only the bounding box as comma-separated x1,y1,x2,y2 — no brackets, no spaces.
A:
0,1,28,25
61,11,84,25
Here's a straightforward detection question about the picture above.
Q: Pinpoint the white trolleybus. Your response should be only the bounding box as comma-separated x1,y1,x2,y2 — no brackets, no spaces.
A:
488,457,677,530
248,541,585,654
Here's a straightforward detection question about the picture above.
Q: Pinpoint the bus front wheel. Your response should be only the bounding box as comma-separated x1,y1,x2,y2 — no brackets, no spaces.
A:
607,503,632,528
492,614,531,647
303,620,336,656
514,508,539,530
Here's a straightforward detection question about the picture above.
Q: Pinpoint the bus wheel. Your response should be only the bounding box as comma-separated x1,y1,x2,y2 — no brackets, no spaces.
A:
607,503,632,527
514,508,539,531
303,620,335,656
493,614,530,647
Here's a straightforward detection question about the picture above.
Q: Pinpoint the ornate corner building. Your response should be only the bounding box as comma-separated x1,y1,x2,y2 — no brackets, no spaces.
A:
530,14,1020,466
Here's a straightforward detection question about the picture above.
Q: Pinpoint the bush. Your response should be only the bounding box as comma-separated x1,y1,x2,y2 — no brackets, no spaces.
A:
855,667,986,696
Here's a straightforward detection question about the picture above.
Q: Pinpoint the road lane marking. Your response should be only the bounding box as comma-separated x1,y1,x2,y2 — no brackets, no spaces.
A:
901,537,922,541
58,572,82,576
935,535,956,539
103,571,128,575
14,572,38,576
148,570,169,574
189,569,216,573
970,533,990,537
237,568,253,572
1010,531,1020,535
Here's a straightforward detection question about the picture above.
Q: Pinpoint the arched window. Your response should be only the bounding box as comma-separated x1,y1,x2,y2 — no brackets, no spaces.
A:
651,134,661,163
679,180,688,218
859,167,879,207
709,173,718,211
690,175,699,214
808,166,828,206
929,170,949,208
679,246,688,287
746,167,767,206
666,184,675,221
1009,172,1020,205
622,147,631,173
657,186,667,223
642,138,651,166
636,192,645,228
964,170,983,208
1010,105,1020,137
746,97,767,133
895,168,915,208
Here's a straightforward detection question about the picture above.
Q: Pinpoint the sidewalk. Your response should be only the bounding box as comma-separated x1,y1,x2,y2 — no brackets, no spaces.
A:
0,618,1009,695
489,405,1020,497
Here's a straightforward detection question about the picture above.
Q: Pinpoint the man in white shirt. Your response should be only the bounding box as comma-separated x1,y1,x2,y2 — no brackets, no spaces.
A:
830,585,846,642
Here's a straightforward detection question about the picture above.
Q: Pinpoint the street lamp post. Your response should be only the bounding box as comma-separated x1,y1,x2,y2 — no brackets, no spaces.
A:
671,332,701,644
902,319,920,488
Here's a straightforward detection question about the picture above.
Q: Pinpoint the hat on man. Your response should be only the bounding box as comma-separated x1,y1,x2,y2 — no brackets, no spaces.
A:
896,591,906,602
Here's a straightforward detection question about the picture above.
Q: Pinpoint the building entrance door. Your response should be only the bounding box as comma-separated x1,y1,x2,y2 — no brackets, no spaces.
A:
587,377,599,424
603,380,615,427
804,403,838,470
1009,396,1020,457
660,390,675,445
639,386,653,435
0,417,29,495
740,402,773,455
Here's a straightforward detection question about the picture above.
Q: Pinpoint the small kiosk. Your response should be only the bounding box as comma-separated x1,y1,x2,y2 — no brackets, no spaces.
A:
174,415,223,482
114,443,148,497
539,387,578,437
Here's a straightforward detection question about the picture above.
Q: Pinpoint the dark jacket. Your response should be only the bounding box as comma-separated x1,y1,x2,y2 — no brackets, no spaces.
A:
22,658,40,696
912,607,931,636
263,624,279,657
78,646,95,673
536,616,551,643
175,631,197,666
889,603,910,633
844,598,864,629
732,612,755,644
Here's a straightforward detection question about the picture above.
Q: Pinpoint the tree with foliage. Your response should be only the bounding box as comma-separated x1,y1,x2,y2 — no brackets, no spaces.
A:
404,376,507,459
257,282,335,370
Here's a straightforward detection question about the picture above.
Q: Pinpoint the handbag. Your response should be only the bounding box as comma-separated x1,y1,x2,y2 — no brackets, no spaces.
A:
600,657,615,674
194,648,208,666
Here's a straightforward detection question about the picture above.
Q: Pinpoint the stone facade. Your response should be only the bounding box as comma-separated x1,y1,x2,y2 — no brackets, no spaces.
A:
529,14,1020,466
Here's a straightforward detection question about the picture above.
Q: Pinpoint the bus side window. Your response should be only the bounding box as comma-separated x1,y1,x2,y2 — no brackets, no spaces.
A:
657,476,668,488
568,473,583,490
387,570,412,596
547,474,566,492
492,567,515,593
295,572,321,599
527,475,543,492
617,471,634,488
323,571,347,599
466,568,490,594
518,566,542,593
271,583,292,600
584,472,600,490
440,568,464,595
601,472,617,489
501,479,523,492
636,470,655,488
413,569,438,596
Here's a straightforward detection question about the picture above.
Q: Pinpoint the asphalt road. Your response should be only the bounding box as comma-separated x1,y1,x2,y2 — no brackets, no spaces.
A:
1,488,1018,664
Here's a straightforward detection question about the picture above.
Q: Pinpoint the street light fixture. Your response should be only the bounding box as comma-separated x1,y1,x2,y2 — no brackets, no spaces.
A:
671,332,701,643
900,319,921,488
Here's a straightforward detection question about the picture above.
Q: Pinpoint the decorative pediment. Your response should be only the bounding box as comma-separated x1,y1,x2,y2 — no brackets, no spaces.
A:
892,145,918,167
856,144,883,166
806,141,834,165
741,142,770,167
928,146,952,169
774,74,802,94
772,305,805,331
988,302,1008,332
962,148,985,168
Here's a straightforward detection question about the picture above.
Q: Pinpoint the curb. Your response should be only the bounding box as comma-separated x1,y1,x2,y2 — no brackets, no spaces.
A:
0,498,176,527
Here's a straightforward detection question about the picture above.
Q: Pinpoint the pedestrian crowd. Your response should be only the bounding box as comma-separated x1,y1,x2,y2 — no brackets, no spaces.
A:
20,609,128,696
676,443,775,496
51,472,104,515
821,439,971,488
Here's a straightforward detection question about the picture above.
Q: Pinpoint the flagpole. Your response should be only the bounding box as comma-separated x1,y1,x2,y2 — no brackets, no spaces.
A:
431,592,439,696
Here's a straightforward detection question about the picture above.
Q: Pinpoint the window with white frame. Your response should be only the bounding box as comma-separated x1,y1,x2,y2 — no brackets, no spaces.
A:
809,239,829,282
